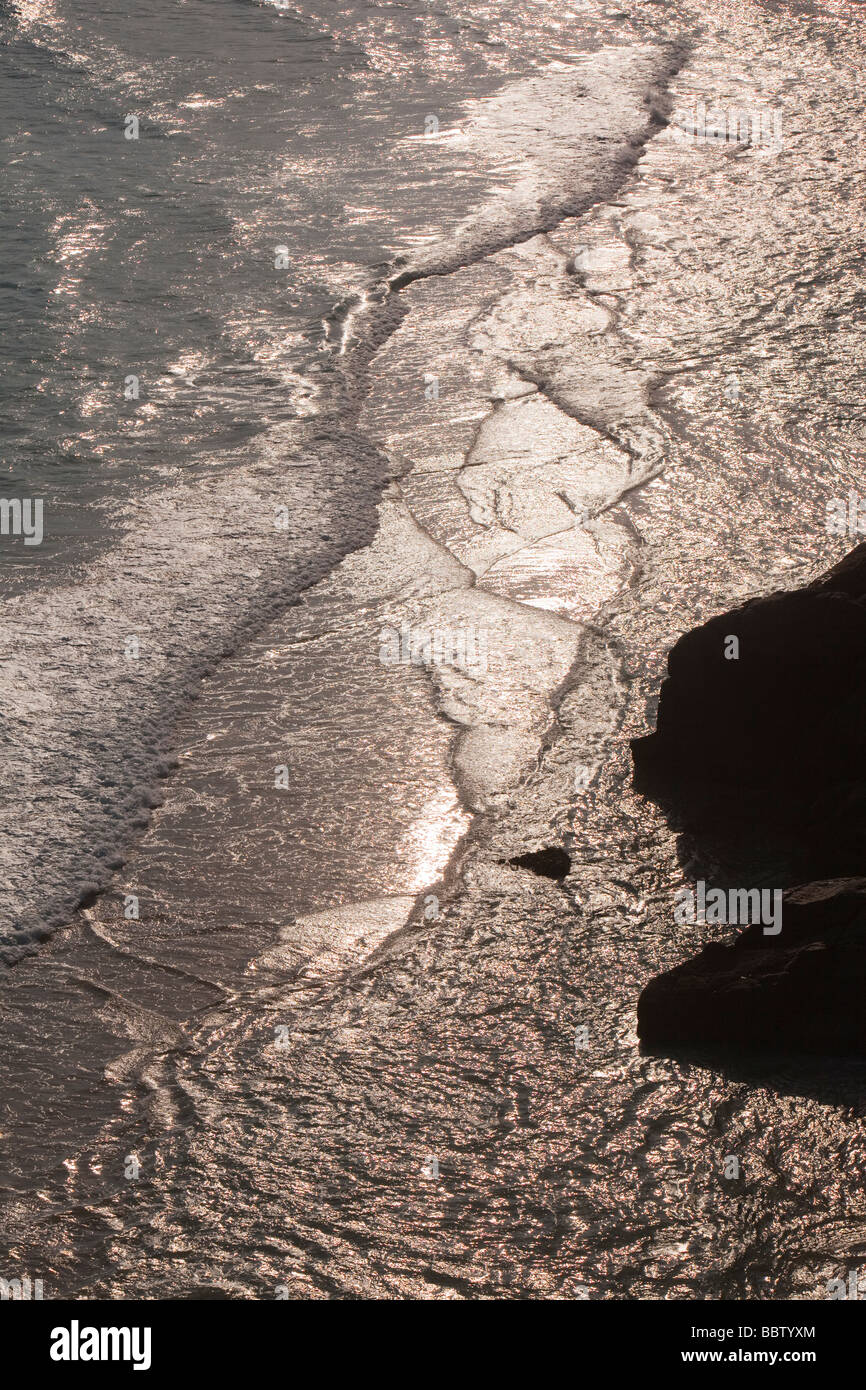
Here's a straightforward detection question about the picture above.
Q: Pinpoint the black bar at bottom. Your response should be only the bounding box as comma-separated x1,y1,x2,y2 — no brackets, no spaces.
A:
0,1297,854,1375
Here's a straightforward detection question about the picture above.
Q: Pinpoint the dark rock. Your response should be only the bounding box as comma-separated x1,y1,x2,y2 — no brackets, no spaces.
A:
632,544,866,1056
638,939,866,1055
639,878,866,1054
507,847,571,881
632,550,866,856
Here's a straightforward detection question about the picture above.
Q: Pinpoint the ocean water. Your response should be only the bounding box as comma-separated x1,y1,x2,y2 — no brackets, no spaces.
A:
0,0,677,957
1,0,866,1300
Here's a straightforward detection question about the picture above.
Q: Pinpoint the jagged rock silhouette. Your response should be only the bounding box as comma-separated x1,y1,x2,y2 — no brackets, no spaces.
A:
633,544,866,1056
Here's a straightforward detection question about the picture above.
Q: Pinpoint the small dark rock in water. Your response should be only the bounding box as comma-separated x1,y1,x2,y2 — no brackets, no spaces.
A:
632,544,866,1056
508,847,571,881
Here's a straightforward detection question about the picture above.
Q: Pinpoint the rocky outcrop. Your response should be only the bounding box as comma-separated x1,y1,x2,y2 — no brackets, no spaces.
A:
637,877,866,1053
632,545,866,1056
